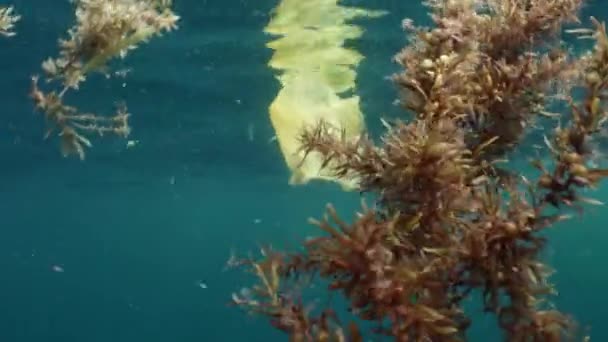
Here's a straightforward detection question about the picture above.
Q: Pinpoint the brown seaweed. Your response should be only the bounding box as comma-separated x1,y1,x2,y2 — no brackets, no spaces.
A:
233,1,607,341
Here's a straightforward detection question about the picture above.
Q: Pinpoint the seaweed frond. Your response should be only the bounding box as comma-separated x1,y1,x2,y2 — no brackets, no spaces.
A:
41,0,179,89
0,6,19,37
29,76,130,160
30,0,179,159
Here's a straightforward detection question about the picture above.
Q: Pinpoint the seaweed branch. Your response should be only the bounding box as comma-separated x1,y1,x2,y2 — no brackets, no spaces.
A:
30,0,179,159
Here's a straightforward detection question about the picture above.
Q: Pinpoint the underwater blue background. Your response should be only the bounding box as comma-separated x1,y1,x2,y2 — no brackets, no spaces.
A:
1,0,607,341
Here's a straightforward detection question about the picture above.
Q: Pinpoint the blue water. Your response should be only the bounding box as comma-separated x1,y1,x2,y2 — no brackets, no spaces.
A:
1,0,607,341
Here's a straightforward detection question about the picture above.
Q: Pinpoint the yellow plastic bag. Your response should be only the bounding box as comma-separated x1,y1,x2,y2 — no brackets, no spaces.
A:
265,0,386,190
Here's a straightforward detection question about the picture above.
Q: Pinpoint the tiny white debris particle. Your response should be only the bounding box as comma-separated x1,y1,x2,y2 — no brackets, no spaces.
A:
126,140,139,148
235,99,242,104
114,68,131,78
197,281,207,289
52,265,64,273
253,218,262,224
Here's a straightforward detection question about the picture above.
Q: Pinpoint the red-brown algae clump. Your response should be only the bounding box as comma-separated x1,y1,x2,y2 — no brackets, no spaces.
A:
233,1,608,341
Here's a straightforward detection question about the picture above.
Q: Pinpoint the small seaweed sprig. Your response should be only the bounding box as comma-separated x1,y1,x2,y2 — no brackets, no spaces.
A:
531,17,608,210
231,247,366,341
30,0,179,159
0,6,19,37
29,76,130,159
